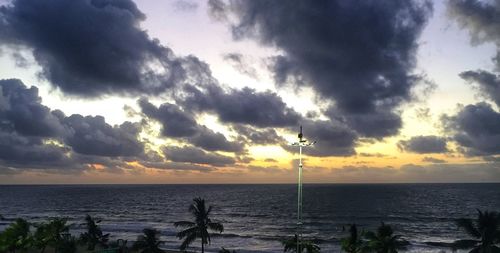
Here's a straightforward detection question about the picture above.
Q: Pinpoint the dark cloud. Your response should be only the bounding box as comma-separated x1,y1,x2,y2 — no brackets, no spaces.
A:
422,157,447,164
448,0,500,47
282,120,357,157
211,0,432,138
180,84,301,128
139,98,199,138
443,103,500,156
0,79,65,137
139,98,244,153
459,70,500,107
62,114,144,157
0,131,73,169
0,0,201,96
189,126,244,153
398,135,448,154
326,108,402,138
0,79,149,173
163,145,235,167
233,124,285,145
223,53,258,78
449,0,500,106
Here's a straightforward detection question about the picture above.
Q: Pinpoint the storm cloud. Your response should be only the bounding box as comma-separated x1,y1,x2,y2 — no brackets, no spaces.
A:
0,0,201,96
443,103,500,156
211,0,432,138
398,135,448,154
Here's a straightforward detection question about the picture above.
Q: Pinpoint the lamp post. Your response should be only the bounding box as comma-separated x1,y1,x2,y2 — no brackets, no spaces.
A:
291,126,315,252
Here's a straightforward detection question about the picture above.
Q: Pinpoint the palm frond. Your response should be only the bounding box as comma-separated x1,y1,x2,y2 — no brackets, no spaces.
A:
457,218,481,239
180,232,197,251
174,221,195,228
208,222,224,233
177,226,199,239
451,239,479,249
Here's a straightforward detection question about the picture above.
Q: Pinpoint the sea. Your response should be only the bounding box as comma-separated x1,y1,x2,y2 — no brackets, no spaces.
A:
0,184,499,252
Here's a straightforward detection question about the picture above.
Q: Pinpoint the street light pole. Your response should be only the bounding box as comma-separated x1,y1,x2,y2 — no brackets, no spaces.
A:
291,126,315,252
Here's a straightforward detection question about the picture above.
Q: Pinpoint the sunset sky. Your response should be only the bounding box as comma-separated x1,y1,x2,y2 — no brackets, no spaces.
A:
0,0,499,184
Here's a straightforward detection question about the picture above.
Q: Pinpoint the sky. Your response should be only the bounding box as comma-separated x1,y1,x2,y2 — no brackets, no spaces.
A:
0,0,499,184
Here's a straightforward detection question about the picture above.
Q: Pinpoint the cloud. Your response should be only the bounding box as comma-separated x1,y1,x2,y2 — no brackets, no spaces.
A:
459,70,500,107
139,98,199,138
180,84,301,128
448,0,500,46
211,0,432,138
223,53,258,78
0,0,204,96
189,126,244,153
443,102,500,156
358,153,388,158
172,0,198,12
331,163,500,183
232,124,285,145
0,78,151,173
0,130,74,169
163,145,236,166
138,161,214,172
398,135,448,154
62,114,144,157
139,98,244,153
422,157,447,163
326,108,402,139
282,120,357,157
207,0,228,21
449,0,500,107
0,79,65,137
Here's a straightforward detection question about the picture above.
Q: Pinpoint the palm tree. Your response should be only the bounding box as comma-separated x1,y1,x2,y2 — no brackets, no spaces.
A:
364,223,406,253
454,210,500,253
132,228,163,253
282,234,320,253
79,214,110,250
0,218,32,253
341,224,365,253
174,197,224,253
33,217,70,253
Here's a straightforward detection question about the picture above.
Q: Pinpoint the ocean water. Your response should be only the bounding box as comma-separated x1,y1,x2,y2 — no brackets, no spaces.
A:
0,184,499,252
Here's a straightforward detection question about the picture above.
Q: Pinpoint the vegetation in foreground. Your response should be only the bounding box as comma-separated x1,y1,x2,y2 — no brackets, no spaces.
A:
0,203,499,253
174,197,224,253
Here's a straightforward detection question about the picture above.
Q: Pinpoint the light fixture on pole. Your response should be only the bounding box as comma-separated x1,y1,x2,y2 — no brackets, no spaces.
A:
291,125,315,252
